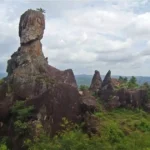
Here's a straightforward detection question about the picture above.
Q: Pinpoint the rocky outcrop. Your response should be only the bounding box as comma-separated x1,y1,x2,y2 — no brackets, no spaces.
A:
28,83,81,135
98,70,147,110
47,65,77,88
106,96,120,110
80,90,97,113
83,112,100,135
117,88,147,108
89,70,102,93
19,9,45,44
0,9,81,144
6,9,77,101
111,78,120,87
101,70,114,90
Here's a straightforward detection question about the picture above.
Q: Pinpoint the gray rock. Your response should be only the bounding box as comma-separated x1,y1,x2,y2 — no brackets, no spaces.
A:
19,9,45,44
89,70,102,93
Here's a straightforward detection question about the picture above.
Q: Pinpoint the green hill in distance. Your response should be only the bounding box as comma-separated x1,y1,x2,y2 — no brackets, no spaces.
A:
75,74,150,87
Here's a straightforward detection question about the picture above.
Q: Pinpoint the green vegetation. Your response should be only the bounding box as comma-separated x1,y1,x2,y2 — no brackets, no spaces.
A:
0,144,8,150
118,76,128,83
2,100,150,149
0,137,9,150
23,108,150,150
11,101,34,135
116,76,139,89
0,78,4,85
79,85,89,91
36,8,46,13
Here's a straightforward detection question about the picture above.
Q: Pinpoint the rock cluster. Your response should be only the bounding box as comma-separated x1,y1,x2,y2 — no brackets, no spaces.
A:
0,10,93,148
90,69,148,110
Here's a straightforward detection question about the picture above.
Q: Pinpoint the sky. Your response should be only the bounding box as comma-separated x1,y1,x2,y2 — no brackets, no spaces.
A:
1,0,150,76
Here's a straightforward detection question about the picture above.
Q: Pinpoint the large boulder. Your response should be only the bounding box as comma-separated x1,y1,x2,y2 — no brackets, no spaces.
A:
19,9,45,44
80,90,97,113
89,70,102,93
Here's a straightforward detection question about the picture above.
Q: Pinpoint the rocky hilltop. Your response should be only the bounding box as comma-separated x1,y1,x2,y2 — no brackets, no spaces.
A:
0,9,97,150
0,9,150,150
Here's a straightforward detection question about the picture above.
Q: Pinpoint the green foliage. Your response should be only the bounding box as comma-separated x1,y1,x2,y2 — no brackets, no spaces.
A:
127,76,139,89
14,120,29,135
0,144,8,150
0,79,4,85
24,108,150,150
116,76,139,90
0,137,9,150
118,76,128,83
11,101,34,121
79,85,89,91
135,119,150,132
103,122,125,143
11,101,34,135
36,8,46,13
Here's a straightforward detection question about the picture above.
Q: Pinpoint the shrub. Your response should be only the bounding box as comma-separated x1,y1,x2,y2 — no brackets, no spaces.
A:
11,101,34,135
0,144,8,150
79,85,89,91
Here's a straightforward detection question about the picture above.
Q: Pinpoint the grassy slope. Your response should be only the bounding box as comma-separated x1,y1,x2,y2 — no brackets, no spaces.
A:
95,108,150,150
24,107,150,150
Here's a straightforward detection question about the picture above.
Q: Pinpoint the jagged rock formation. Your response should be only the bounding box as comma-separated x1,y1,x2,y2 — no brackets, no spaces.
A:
89,70,102,93
48,65,77,88
0,10,91,149
101,70,114,90
99,70,148,110
6,9,77,100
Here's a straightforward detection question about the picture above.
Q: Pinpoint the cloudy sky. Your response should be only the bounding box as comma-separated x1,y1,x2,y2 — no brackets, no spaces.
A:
1,0,150,76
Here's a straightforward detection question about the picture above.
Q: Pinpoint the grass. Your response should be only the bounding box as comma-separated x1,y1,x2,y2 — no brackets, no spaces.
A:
2,102,150,150
23,107,150,150
94,108,150,150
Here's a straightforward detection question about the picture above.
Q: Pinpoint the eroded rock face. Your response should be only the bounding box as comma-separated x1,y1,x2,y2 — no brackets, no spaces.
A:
89,70,102,93
6,10,77,100
19,9,45,44
28,83,81,135
101,70,114,90
117,88,147,108
80,90,97,113
47,65,77,88
1,9,80,138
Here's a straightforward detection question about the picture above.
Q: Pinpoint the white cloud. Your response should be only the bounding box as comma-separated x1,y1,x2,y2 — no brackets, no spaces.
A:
0,0,150,76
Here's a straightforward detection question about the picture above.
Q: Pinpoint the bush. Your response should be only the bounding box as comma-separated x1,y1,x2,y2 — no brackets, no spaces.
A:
11,101,34,121
11,101,34,135
0,144,8,150
79,85,89,91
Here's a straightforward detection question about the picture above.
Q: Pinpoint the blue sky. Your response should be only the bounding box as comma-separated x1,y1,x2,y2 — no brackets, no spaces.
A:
1,0,150,76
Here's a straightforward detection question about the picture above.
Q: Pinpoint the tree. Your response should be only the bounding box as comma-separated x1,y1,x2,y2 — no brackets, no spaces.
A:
118,76,128,83
36,8,46,13
128,76,138,89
